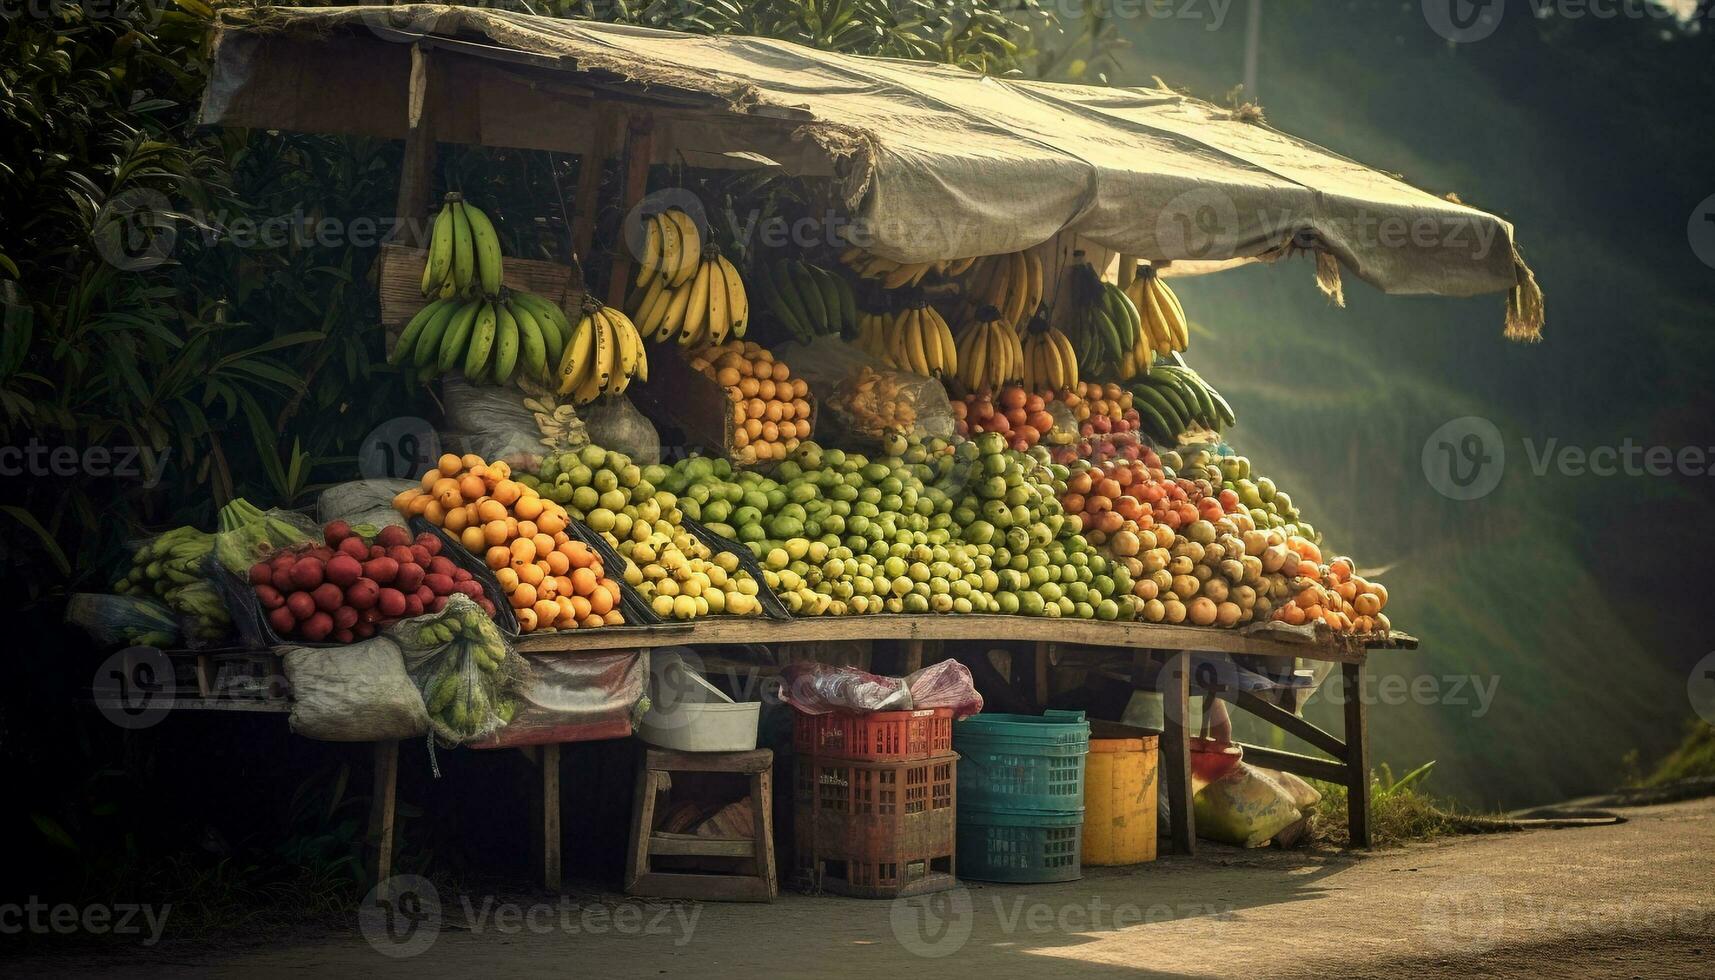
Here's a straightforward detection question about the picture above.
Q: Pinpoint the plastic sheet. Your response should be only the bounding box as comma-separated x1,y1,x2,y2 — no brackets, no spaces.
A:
65,593,183,649
317,479,416,531
468,648,647,748
283,637,430,742
784,335,953,446
779,659,982,718
441,375,584,470
1193,762,1308,848
578,395,659,464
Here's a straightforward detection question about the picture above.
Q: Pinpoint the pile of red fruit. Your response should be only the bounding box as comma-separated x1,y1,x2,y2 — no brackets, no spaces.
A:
952,385,1060,450
249,521,498,643
1061,448,1243,549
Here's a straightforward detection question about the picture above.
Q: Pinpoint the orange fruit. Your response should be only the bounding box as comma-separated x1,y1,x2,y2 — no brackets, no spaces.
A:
536,574,556,600
516,520,538,540
422,500,445,526
510,538,537,564
443,506,469,533
477,499,508,523
603,610,624,626
489,460,511,480
481,520,509,547
459,526,485,553
409,494,432,516
514,495,543,521
491,479,521,506
556,596,577,623
511,582,537,608
536,511,566,535
436,486,463,511
484,545,511,569
460,453,485,471
568,594,592,622
545,550,570,576
437,453,463,477
517,562,545,587
570,566,598,596
588,582,614,616
533,533,555,559
515,607,538,632
582,614,605,629
555,575,574,598
533,600,559,627
494,567,519,591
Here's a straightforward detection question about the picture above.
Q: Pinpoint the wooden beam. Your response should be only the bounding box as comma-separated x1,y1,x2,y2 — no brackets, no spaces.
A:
1232,689,1348,760
648,833,755,858
570,104,618,264
902,638,924,674
366,740,400,896
1033,642,1052,708
393,45,437,247
1233,742,1348,784
1159,652,1195,855
607,111,654,308
1343,661,1373,848
542,743,561,891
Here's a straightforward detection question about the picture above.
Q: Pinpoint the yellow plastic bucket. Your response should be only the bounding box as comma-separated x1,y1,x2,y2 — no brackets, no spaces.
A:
1081,732,1158,866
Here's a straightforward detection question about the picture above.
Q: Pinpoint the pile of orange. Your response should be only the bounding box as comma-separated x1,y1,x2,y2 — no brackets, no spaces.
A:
1271,542,1391,634
688,340,813,464
393,453,625,631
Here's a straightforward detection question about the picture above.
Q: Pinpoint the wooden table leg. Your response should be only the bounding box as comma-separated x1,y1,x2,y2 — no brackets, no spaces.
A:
1160,651,1196,855
542,743,562,891
752,766,777,899
1343,660,1372,848
367,739,400,896
901,638,924,674
625,758,657,894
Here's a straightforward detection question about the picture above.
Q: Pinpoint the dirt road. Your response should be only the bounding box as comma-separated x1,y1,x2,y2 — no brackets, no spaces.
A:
17,797,1712,979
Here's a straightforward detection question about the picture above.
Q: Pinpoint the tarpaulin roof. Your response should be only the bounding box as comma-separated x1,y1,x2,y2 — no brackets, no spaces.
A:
203,5,1542,339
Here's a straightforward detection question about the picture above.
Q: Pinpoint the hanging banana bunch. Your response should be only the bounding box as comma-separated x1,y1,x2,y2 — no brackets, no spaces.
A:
556,296,648,405
629,240,750,349
852,291,895,359
953,305,1025,395
421,193,504,301
837,246,979,290
875,298,958,379
753,257,852,343
1021,313,1080,394
1064,261,1151,381
1123,263,1190,357
960,249,1043,330
390,287,576,387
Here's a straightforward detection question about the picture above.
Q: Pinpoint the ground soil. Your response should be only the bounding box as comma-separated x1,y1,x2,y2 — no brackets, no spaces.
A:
11,797,1711,979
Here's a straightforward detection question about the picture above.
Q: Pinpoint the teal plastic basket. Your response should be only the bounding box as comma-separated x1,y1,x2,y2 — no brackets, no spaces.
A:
957,807,1085,883
953,710,1090,812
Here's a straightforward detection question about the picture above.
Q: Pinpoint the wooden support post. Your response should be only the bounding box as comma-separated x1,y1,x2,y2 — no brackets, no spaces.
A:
901,638,924,674
1160,651,1196,855
607,112,655,308
625,759,657,893
366,740,400,896
542,743,562,891
570,105,618,265
1343,660,1372,848
1033,642,1052,709
751,765,778,899
393,45,437,247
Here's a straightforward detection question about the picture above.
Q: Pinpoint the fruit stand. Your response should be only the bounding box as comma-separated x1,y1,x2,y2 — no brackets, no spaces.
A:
78,5,1537,893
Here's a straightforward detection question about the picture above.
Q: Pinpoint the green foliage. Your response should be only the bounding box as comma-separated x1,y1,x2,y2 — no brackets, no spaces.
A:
1634,721,1715,788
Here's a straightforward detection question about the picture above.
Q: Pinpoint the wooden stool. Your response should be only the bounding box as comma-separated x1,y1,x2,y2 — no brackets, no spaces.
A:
625,747,777,902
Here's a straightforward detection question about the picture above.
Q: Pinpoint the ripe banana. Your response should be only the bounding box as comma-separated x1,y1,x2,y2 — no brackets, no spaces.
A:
953,306,1022,394
1021,321,1079,393
1125,264,1189,357
961,249,1042,330
626,245,751,349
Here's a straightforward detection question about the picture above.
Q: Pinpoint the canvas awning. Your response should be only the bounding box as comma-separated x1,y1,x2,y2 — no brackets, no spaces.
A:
202,5,1542,339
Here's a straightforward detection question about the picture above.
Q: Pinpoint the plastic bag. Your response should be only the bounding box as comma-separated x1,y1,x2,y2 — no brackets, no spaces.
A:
468,648,647,749
212,501,318,576
392,593,530,745
318,480,416,531
579,395,659,464
66,593,183,649
779,661,909,715
905,659,983,719
113,526,233,647
441,374,585,471
1193,762,1306,848
283,637,430,741
783,335,954,446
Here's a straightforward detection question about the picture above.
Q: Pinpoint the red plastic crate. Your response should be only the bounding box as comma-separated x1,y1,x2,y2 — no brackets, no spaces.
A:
792,707,955,762
793,752,958,899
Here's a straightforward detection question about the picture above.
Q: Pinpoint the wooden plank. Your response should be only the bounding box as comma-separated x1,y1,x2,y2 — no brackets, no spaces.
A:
571,104,619,264
902,638,924,674
1033,642,1052,708
1343,661,1373,848
1233,743,1349,784
649,833,755,858
376,244,581,329
625,765,658,892
366,740,400,896
607,111,654,308
1159,652,1195,856
542,743,561,891
644,747,772,774
393,45,437,248
754,767,777,899
515,614,1374,664
627,871,773,903
1232,689,1348,760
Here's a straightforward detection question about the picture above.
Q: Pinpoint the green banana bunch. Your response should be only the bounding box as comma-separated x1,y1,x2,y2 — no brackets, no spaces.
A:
213,498,312,574
114,526,232,644
758,258,850,341
421,193,504,301
389,289,570,386
406,595,520,740
1128,355,1236,444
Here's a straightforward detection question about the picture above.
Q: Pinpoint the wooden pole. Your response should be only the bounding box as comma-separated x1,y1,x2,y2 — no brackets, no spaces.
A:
1160,651,1196,855
542,743,562,890
393,45,437,248
570,105,619,265
607,112,655,309
1343,660,1372,848
366,740,401,895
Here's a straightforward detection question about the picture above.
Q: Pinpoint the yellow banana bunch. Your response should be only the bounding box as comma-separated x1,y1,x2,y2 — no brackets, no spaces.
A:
876,302,958,379
953,305,1025,394
421,193,504,300
633,208,702,292
556,297,648,405
836,246,978,289
961,249,1042,330
1021,322,1080,394
629,244,748,349
1124,264,1190,356
852,306,894,359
